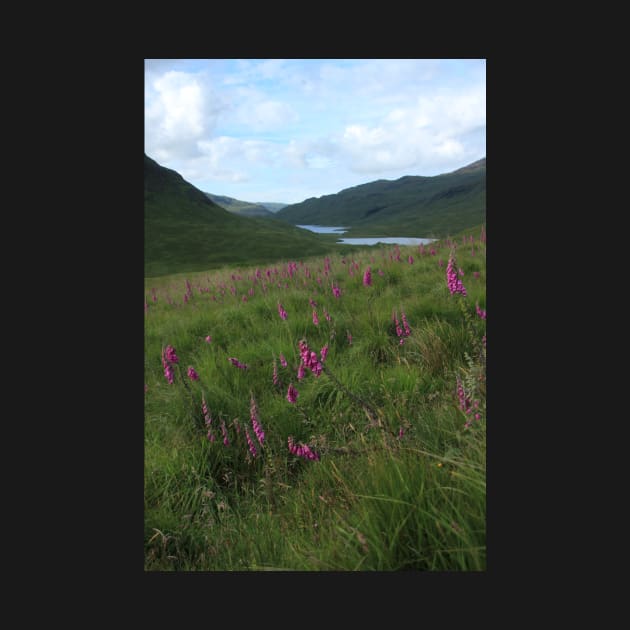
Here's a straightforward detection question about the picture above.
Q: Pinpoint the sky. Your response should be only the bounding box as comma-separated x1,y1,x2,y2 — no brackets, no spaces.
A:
145,59,485,205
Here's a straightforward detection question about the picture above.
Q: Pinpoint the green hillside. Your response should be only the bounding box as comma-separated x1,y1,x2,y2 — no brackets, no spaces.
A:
204,193,275,218
144,155,339,277
276,158,486,238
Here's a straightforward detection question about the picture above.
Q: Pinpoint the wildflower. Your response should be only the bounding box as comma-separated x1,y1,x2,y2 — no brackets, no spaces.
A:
277,302,288,320
323,308,332,322
220,419,229,446
244,427,257,458
438,259,444,268
272,360,280,386
398,427,404,439
205,335,212,343
297,362,306,380
250,394,265,445
161,349,175,384
187,366,199,381
279,353,288,368
473,271,480,279
401,311,411,337
298,340,323,377
288,436,320,461
207,429,216,442
456,377,471,413
475,302,487,320
228,357,248,370
332,283,341,298
347,331,353,345
408,255,414,264
363,266,372,286
474,413,481,421
312,310,319,326
202,395,212,426
458,268,465,276
164,345,179,364
287,383,299,403
320,344,328,362
446,254,467,296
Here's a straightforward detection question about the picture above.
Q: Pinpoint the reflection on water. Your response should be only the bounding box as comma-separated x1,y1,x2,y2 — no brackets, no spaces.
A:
297,224,435,246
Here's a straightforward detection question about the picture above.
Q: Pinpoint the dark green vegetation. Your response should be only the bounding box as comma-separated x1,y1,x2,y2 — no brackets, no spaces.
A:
145,230,486,570
276,158,486,238
145,154,339,277
204,192,276,218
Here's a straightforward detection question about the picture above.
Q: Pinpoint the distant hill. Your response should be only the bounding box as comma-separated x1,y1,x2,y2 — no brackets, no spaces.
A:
204,193,275,218
144,155,338,277
258,202,288,213
276,158,486,238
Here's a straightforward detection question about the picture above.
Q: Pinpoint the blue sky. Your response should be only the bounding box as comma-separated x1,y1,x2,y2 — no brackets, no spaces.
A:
145,59,485,204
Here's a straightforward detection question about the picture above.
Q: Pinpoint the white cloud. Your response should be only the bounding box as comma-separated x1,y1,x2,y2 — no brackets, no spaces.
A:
144,70,227,161
336,86,485,174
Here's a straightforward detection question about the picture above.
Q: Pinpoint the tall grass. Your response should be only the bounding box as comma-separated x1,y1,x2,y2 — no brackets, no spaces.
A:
144,229,486,570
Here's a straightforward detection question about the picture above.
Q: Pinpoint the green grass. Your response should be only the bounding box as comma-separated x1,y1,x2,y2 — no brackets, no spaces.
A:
144,227,486,570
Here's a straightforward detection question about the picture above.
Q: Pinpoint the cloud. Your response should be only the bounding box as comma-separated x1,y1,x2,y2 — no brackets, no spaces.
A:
144,70,228,161
336,86,485,174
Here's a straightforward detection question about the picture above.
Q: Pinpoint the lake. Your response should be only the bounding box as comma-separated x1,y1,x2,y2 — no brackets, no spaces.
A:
297,225,436,246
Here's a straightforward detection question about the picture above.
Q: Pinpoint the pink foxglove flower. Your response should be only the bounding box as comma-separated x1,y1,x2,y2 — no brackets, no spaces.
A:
408,255,414,264
202,395,212,426
320,344,328,362
165,345,179,364
250,395,265,445
363,267,372,286
287,383,299,403
228,357,248,370
312,310,319,326
446,255,467,296
187,366,199,381
245,427,257,458
272,360,280,386
277,302,288,320
288,436,320,461
475,303,487,320
279,353,288,367
220,419,229,446
205,335,212,343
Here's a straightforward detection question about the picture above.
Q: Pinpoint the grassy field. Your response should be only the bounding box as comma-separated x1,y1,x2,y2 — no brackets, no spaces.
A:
144,227,486,570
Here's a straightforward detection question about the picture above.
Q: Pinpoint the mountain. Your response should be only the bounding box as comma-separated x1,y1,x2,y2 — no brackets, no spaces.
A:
144,155,338,277
258,202,288,213
275,158,486,238
204,193,275,218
